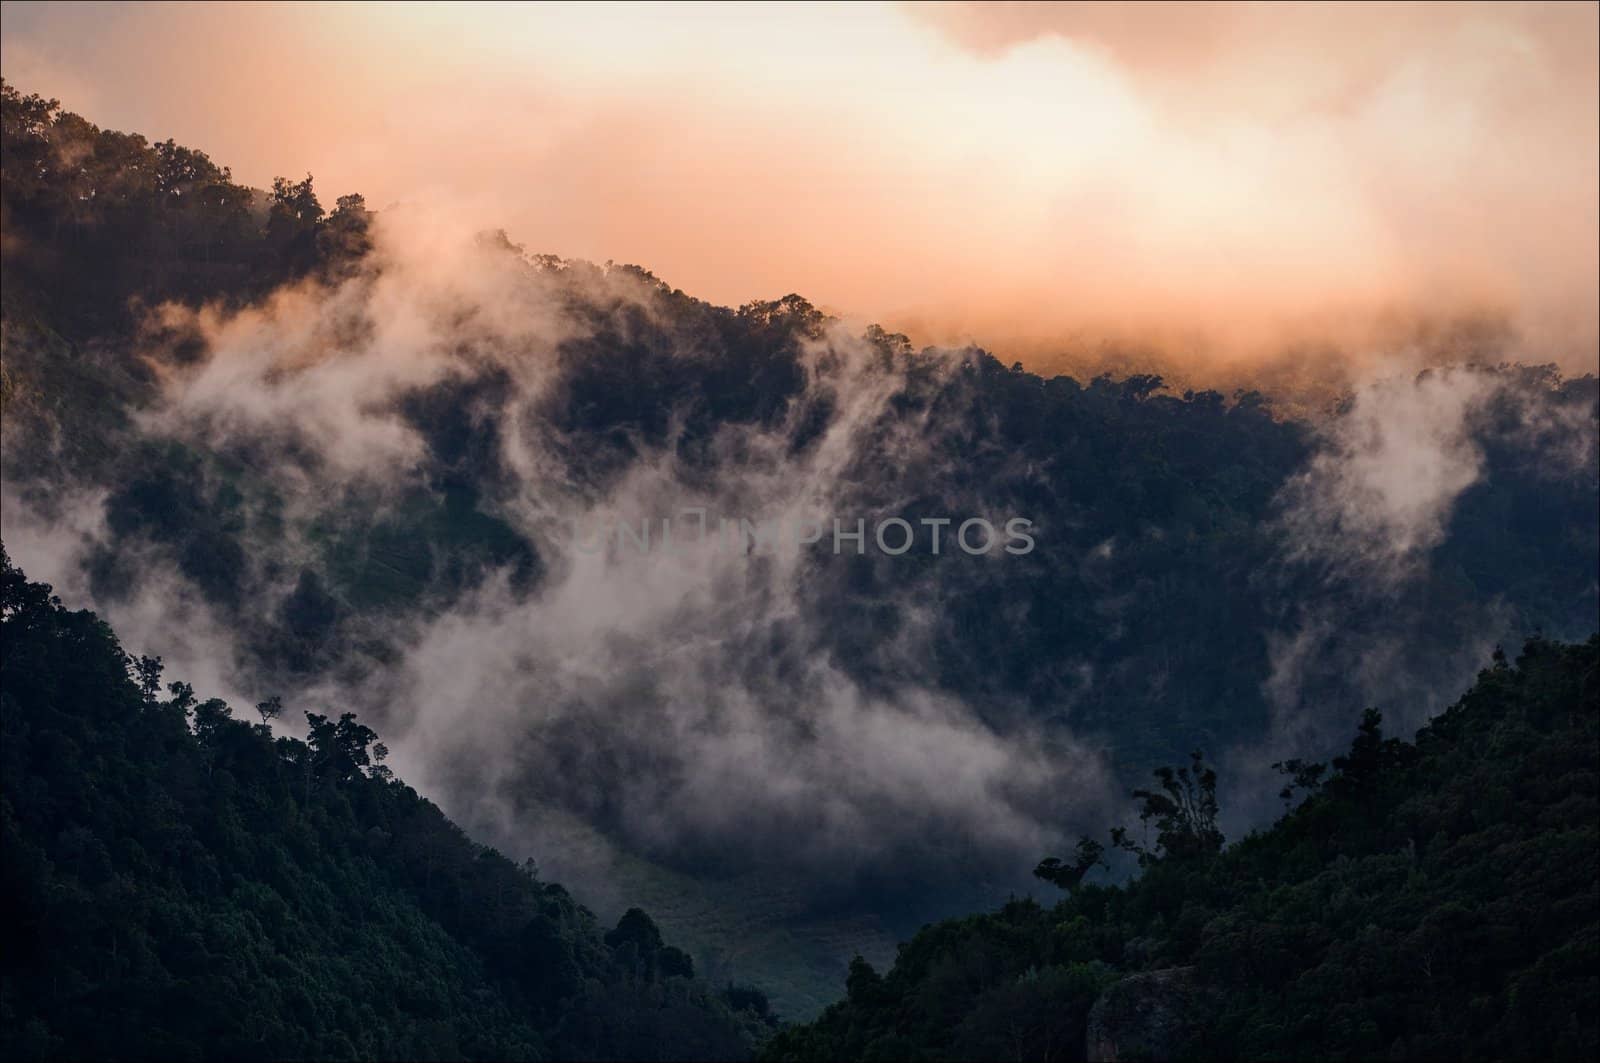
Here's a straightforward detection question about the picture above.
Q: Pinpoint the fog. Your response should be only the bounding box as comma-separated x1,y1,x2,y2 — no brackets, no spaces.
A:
3,0,1594,372
2,1,1595,1008
2,208,1122,923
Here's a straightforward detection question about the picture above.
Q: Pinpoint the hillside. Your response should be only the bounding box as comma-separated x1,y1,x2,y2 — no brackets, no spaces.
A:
0,547,773,1060
764,635,1600,1061
2,78,1598,1019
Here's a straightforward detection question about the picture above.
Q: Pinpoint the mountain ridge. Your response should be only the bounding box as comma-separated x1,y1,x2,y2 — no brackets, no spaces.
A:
764,634,1600,1061
3,76,1598,1026
0,545,774,1060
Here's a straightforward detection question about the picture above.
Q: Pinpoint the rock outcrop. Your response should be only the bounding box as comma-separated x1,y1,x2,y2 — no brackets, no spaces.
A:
1085,966,1210,1062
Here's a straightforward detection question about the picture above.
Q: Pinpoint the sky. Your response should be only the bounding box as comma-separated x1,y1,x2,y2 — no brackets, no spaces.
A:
2,0,1597,370
3,3,1596,999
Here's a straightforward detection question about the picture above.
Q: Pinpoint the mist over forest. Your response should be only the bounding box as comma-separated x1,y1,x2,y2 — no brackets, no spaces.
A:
1,9,1597,1056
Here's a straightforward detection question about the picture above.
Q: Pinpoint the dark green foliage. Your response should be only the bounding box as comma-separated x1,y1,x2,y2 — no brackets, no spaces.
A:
0,80,369,332
604,908,662,953
0,547,772,1060
1033,838,1107,893
768,637,1600,1061
3,78,1598,1030
1111,752,1224,867
4,77,1594,805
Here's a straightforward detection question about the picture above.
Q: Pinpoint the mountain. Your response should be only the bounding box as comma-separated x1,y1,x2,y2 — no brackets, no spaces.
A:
0,546,774,1060
2,79,1598,1019
764,635,1600,1061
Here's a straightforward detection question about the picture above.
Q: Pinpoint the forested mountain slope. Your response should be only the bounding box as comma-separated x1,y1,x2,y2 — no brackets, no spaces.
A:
3,79,1591,791
0,548,773,1060
3,79,1597,1018
765,635,1600,1061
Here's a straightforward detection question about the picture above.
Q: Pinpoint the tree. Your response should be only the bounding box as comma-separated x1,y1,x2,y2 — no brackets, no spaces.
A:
844,957,884,1007
255,695,283,728
192,697,232,727
1328,708,1414,799
167,681,197,716
269,173,323,232
1121,373,1165,401
1113,751,1224,865
1033,836,1107,891
605,908,664,955
130,654,163,707
316,192,372,278
267,173,324,274
1272,757,1327,807
0,80,59,204
305,710,380,782
370,741,393,781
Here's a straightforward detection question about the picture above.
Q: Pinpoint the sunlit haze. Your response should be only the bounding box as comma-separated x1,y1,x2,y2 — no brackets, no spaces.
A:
3,5,1599,1049
3,1,1595,371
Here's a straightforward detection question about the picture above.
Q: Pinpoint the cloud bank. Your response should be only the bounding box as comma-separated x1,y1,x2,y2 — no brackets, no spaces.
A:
2,0,1593,374
4,208,1120,914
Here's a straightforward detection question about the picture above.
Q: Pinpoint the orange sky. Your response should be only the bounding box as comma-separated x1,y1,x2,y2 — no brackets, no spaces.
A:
2,1,1596,370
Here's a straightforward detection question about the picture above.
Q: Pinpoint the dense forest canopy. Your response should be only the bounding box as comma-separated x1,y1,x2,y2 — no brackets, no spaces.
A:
765,635,1600,1061
5,541,1595,1059
0,546,774,1060
2,78,1598,1024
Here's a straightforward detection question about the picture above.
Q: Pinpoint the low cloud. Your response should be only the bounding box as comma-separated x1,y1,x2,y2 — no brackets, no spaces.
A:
3,2,1593,376
1235,361,1598,829
1276,366,1499,582
9,210,1121,908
